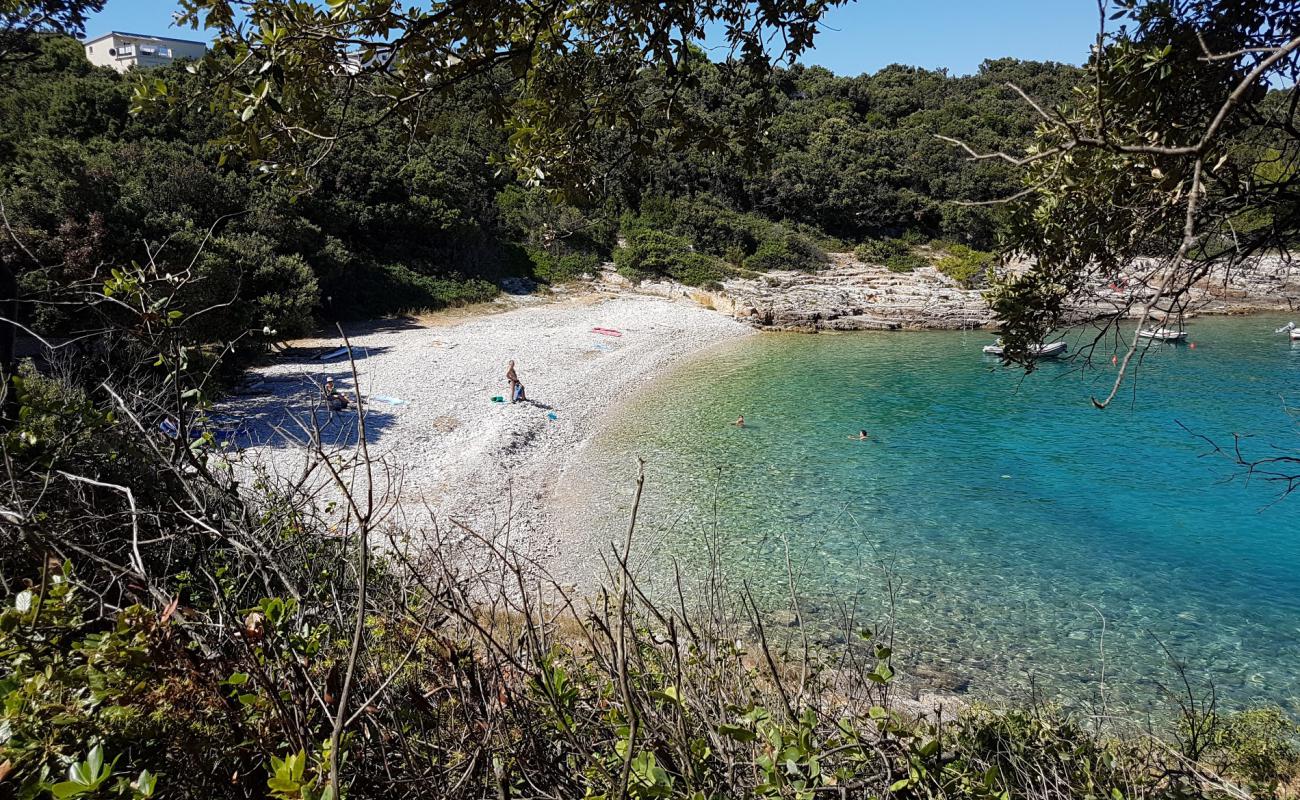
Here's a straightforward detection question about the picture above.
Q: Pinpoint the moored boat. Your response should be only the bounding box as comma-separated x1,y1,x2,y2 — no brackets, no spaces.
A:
982,340,1068,358
1138,327,1189,342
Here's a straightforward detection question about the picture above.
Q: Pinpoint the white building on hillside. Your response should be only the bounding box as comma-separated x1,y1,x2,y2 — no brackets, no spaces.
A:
83,32,206,72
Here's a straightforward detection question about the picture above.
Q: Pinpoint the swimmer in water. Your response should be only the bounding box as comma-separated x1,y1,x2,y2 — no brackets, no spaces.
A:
734,415,745,427
849,429,869,440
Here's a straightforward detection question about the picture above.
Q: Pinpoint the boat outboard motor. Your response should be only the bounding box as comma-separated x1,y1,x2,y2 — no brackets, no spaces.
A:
1275,322,1296,334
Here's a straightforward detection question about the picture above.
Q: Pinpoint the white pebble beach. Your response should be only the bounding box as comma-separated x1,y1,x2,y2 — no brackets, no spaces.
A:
226,287,753,565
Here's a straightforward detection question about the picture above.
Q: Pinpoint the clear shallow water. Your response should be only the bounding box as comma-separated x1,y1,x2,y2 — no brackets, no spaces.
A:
560,315,1300,714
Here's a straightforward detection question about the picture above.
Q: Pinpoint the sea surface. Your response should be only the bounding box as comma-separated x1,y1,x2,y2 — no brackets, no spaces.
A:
558,315,1300,715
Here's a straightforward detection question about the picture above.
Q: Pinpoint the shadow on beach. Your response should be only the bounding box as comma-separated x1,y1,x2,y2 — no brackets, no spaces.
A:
224,374,401,450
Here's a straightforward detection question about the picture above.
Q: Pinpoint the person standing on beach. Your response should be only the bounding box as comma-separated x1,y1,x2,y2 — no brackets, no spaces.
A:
506,360,525,403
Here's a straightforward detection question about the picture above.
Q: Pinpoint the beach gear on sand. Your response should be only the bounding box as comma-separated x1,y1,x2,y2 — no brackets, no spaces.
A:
547,412,558,420
592,327,622,337
491,396,505,403
319,347,349,360
371,395,407,406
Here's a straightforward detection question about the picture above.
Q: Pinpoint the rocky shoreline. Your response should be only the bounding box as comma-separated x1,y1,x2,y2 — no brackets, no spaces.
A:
620,251,1300,332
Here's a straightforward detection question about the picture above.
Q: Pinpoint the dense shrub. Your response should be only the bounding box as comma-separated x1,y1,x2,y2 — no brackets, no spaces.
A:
854,238,929,272
526,246,602,283
621,196,830,274
613,230,729,286
670,196,764,258
188,232,320,340
743,232,827,272
1211,705,1300,795
497,186,615,256
934,242,995,287
614,229,690,280
675,251,730,285
0,579,247,799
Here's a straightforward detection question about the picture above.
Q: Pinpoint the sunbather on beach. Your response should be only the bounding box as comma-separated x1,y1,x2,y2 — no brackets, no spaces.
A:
323,376,350,412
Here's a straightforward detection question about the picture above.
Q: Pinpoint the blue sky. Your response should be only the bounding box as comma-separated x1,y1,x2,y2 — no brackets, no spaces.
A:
85,0,1098,77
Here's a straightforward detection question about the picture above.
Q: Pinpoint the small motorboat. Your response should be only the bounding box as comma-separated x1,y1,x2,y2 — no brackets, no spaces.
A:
1138,327,1189,342
982,340,1068,358
1276,322,1300,340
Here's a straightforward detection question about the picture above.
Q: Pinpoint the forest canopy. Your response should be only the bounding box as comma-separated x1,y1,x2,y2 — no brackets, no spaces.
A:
0,34,1083,346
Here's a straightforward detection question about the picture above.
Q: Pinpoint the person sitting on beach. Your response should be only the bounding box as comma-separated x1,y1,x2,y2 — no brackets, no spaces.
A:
734,415,745,427
849,429,869,440
323,376,350,412
506,360,527,403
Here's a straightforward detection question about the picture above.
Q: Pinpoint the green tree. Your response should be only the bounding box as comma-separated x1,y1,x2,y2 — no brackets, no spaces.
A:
963,0,1300,405
0,0,104,65
158,0,845,190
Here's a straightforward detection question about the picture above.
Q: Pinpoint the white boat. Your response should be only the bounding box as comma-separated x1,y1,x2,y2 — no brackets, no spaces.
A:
1292,329,1300,341
982,340,1068,358
1137,327,1188,342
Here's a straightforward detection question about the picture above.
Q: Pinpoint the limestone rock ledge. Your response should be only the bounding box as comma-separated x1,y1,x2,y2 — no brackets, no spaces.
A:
719,254,995,332
599,252,1300,333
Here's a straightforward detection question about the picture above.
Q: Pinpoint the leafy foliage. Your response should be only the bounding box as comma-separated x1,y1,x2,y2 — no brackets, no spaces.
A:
934,243,995,287
982,0,1300,379
854,238,929,273
1211,706,1300,795
162,0,845,190
0,1,104,65
614,230,730,286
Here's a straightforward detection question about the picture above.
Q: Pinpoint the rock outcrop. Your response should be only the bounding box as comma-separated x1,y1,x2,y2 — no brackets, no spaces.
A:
720,254,995,332
600,252,1300,333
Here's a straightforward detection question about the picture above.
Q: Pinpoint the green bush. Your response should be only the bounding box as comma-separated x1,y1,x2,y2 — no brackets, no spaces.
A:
743,233,827,272
854,238,928,272
675,251,729,285
180,232,320,341
621,196,832,273
613,230,728,286
497,186,615,256
670,196,764,259
934,242,995,287
0,570,242,799
527,247,601,283
1213,706,1300,794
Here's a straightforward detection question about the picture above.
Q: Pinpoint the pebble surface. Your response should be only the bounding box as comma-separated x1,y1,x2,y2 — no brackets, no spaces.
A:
226,287,753,563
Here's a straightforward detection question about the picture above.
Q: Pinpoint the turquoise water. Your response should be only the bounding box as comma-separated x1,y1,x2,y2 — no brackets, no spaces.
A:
561,315,1300,714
